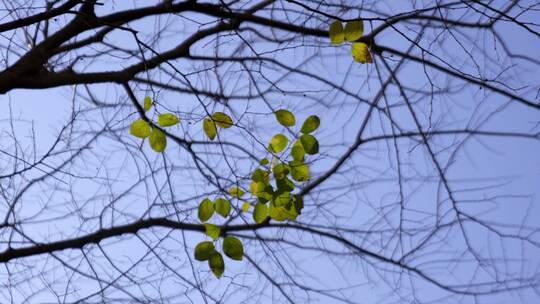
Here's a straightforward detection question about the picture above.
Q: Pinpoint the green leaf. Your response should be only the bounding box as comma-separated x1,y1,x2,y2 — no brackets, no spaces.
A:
149,128,167,152
344,19,364,42
252,169,270,183
250,181,265,196
229,186,245,198
253,202,268,223
223,236,243,261
269,203,288,221
300,115,320,134
351,42,373,64
259,158,269,166
273,191,291,207
198,198,214,222
269,133,288,153
275,109,296,126
289,160,310,182
272,163,289,180
242,201,251,212
204,224,221,240
130,119,151,138
208,252,225,278
157,113,179,127
214,198,231,217
300,134,319,154
144,96,152,111
203,118,217,140
291,140,305,162
276,177,295,193
293,195,304,215
212,112,233,128
194,241,215,261
329,20,345,45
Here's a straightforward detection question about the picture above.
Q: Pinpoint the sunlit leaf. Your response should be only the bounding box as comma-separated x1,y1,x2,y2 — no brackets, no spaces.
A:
300,115,320,134
242,201,251,212
289,160,310,182
204,223,221,240
194,241,215,261
269,133,288,153
259,158,269,166
275,109,296,126
344,19,364,42
269,203,288,221
208,252,225,278
291,140,305,162
143,96,152,111
214,198,231,217
212,112,233,128
149,128,167,152
229,186,245,198
130,119,151,138
250,181,265,196
223,236,243,261
351,42,373,64
198,198,214,222
300,134,319,154
273,191,291,207
253,202,268,223
157,113,179,127
203,118,217,140
329,20,345,45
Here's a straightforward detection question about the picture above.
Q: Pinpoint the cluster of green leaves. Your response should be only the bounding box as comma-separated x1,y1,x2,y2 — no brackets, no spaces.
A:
194,108,321,279
195,196,244,278
329,19,373,64
129,96,179,152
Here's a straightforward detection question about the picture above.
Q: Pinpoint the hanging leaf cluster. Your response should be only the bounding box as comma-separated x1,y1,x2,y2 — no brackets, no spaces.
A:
129,96,180,152
329,19,373,64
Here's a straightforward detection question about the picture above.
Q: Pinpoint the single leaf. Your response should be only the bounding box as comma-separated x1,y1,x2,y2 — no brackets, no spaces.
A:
344,19,364,42
269,133,288,153
203,118,217,140
194,241,215,261
276,177,295,193
229,186,245,198
143,96,152,111
157,113,179,127
223,236,244,261
250,181,265,196
300,115,320,134
212,112,233,128
329,20,345,45
291,140,305,162
242,201,251,212
269,203,288,222
273,191,291,207
253,202,268,223
275,109,296,126
289,160,310,182
259,158,269,166
300,134,319,154
293,195,304,215
272,163,289,180
149,128,167,152
351,42,373,64
130,119,151,138
208,252,225,278
252,169,270,183
198,198,214,222
214,198,231,217
204,223,221,240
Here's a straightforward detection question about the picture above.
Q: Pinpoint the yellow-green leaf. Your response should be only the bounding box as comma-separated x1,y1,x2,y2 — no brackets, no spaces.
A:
289,160,310,182
149,128,167,152
203,118,217,140
204,224,221,240
130,119,151,138
223,236,243,261
269,203,288,222
214,198,231,217
229,186,245,198
259,158,269,166
212,112,233,128
351,42,373,64
275,109,295,126
253,202,268,223
291,140,305,162
157,113,179,127
329,20,345,45
242,201,251,212
269,133,288,153
208,252,225,278
198,198,214,222
300,115,320,134
144,96,152,111
344,19,364,42
300,134,319,154
194,241,215,261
